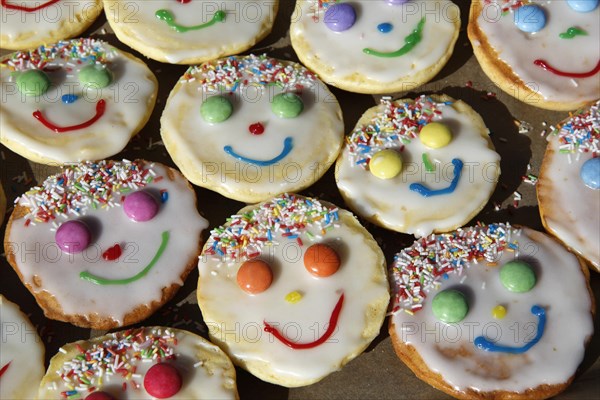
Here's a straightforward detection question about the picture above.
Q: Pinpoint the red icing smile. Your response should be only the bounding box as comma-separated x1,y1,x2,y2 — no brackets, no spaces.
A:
0,361,11,378
534,59,600,78
263,293,344,350
1,0,60,12
33,99,106,133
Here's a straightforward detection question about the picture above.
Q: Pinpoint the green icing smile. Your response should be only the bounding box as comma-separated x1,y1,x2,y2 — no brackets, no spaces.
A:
80,231,170,285
363,17,425,58
155,9,226,33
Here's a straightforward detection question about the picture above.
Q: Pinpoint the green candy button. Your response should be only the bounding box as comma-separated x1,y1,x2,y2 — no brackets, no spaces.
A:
79,64,113,88
432,290,468,323
500,260,536,293
16,69,50,96
271,93,304,118
201,96,233,123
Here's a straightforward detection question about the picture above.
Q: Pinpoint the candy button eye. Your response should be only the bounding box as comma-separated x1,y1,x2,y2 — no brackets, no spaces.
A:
85,391,115,400
580,158,600,190
237,259,273,294
271,93,304,118
79,64,113,89
567,0,599,12
500,260,536,293
420,122,452,149
55,220,92,254
304,243,340,277
144,363,182,399
201,95,233,123
123,191,159,222
432,289,468,323
514,4,546,33
369,149,403,179
324,3,356,32
16,69,50,96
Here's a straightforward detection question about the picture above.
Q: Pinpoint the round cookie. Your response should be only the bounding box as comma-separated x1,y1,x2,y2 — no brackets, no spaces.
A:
0,183,6,225
197,194,390,387
537,100,600,271
38,327,239,399
0,38,158,165
0,295,45,400
290,0,460,94
161,55,344,203
4,160,208,329
0,0,102,50
468,0,600,111
336,95,501,237
103,0,278,64
389,223,594,399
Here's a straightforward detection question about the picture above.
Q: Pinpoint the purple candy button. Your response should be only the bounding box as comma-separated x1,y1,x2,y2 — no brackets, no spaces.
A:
387,0,410,5
123,191,159,222
324,3,356,32
56,220,91,254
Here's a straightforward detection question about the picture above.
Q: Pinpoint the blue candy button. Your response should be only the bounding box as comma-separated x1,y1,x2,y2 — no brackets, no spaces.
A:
581,157,600,190
567,0,599,12
514,4,546,33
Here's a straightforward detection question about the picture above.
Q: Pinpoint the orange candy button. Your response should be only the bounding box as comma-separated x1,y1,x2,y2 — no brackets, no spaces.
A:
237,259,273,294
304,244,340,277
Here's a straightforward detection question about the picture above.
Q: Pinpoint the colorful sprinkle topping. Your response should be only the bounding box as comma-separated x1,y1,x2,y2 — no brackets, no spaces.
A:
1,38,115,72
204,194,340,262
56,328,176,397
391,223,517,314
346,96,447,169
317,0,340,10
484,0,525,16
181,54,317,92
17,160,159,225
551,100,599,157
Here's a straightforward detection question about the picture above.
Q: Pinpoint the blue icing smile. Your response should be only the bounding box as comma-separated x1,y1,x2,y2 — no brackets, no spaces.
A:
224,137,293,167
410,158,463,197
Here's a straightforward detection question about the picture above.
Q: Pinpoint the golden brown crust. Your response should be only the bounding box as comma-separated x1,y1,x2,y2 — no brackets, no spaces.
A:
3,161,203,330
467,0,597,112
388,228,595,399
0,184,6,226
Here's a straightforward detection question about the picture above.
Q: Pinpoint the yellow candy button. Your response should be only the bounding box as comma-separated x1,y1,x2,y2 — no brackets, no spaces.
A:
420,122,452,149
369,149,402,179
285,291,303,304
492,305,507,319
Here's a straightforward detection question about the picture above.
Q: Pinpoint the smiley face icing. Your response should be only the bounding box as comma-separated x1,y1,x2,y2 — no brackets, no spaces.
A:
4,160,208,329
468,0,600,111
161,55,344,203
0,39,158,165
290,0,460,94
0,0,102,50
0,295,45,400
197,194,390,387
336,95,501,237
537,100,600,271
103,0,278,64
389,223,594,399
38,327,239,400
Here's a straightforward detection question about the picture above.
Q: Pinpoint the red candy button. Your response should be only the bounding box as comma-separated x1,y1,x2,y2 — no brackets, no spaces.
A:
102,244,122,261
249,122,265,135
144,363,182,398
85,392,115,400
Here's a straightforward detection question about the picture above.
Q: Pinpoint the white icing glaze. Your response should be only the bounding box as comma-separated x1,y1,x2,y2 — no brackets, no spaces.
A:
0,295,45,400
336,97,500,237
539,127,600,268
290,0,459,83
476,0,600,103
0,0,101,42
161,55,343,202
197,199,389,385
105,0,277,63
38,327,237,399
391,226,593,394
0,39,157,164
7,162,208,325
